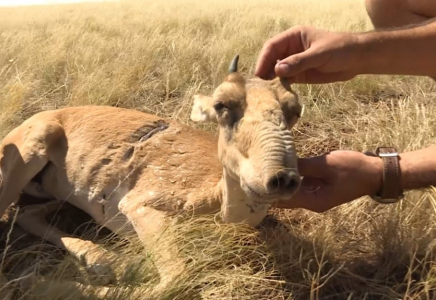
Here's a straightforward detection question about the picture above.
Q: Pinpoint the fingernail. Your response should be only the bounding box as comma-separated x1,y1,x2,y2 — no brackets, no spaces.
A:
276,63,291,76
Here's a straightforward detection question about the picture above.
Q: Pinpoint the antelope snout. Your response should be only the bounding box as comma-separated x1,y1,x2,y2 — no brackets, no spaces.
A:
264,171,301,195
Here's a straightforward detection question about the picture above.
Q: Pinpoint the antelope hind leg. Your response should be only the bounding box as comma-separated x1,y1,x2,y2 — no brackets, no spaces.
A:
0,272,12,300
15,200,117,285
0,120,65,295
0,119,63,221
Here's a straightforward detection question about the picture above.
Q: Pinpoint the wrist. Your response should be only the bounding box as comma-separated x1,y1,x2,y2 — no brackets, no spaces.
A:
399,146,436,190
364,147,404,202
334,32,368,76
353,32,389,75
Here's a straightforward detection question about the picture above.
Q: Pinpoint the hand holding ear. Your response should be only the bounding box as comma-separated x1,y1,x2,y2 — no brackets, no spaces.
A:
255,26,362,84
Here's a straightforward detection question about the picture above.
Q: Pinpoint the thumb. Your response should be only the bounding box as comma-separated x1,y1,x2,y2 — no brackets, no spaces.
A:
275,49,324,78
273,185,320,209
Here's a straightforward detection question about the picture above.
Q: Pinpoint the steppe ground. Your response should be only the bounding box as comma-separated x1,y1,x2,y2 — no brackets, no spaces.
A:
1,0,436,299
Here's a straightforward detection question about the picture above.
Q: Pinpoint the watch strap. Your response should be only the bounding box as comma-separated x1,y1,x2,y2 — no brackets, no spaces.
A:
364,147,403,201
377,147,403,199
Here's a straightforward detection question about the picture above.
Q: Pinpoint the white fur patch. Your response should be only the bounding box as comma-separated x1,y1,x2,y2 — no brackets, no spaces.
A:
190,94,217,123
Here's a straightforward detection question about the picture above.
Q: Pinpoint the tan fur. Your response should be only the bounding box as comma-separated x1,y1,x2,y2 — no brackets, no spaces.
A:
0,69,302,290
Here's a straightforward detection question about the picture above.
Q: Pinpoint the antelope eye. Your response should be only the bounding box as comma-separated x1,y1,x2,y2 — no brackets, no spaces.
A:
213,102,227,111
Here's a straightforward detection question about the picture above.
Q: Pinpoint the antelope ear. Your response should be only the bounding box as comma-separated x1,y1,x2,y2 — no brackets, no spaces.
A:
190,94,217,123
271,77,302,129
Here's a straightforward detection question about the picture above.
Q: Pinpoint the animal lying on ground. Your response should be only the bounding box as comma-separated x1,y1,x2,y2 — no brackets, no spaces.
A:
0,55,302,292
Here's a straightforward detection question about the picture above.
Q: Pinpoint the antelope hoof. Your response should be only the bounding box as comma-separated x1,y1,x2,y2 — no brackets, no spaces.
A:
85,263,117,285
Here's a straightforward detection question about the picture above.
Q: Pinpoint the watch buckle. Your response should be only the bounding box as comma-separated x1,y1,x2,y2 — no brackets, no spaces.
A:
378,152,399,157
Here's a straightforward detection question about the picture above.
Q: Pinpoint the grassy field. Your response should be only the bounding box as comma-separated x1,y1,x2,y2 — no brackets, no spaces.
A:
1,0,436,299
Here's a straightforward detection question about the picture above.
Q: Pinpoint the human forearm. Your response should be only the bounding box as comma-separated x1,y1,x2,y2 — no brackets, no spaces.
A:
275,146,436,213
355,19,436,77
399,146,436,190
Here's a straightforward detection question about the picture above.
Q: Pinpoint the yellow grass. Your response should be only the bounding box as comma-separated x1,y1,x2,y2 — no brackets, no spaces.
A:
1,0,436,299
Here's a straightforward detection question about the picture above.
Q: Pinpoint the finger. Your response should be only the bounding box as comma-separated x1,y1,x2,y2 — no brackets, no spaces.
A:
274,48,326,78
273,188,318,209
254,42,283,80
255,28,305,79
274,186,332,212
274,177,326,209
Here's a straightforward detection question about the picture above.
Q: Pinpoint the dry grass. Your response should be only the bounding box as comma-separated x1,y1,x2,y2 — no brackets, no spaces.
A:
1,0,436,299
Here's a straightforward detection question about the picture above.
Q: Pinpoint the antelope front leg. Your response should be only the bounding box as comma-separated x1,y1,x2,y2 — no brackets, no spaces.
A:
18,276,152,300
119,200,187,290
14,201,117,285
20,277,111,299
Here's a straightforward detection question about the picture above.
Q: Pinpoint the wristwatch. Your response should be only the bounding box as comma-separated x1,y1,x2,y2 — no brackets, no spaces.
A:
364,147,404,204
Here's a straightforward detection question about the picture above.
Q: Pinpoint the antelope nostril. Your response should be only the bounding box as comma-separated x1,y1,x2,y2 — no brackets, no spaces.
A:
287,173,301,192
268,177,280,191
267,173,288,191
266,172,300,193
286,178,299,191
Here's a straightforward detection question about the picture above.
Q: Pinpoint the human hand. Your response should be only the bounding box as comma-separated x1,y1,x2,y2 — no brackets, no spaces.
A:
274,151,383,212
255,26,363,83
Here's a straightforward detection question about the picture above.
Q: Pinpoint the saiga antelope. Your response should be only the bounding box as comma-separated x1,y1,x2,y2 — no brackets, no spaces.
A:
0,55,302,291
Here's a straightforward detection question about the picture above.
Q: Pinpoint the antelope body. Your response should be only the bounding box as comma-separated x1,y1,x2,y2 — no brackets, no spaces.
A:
0,56,302,292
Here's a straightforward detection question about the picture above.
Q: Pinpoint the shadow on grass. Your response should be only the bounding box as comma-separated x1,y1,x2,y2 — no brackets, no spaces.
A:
1,196,436,300
259,207,436,300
